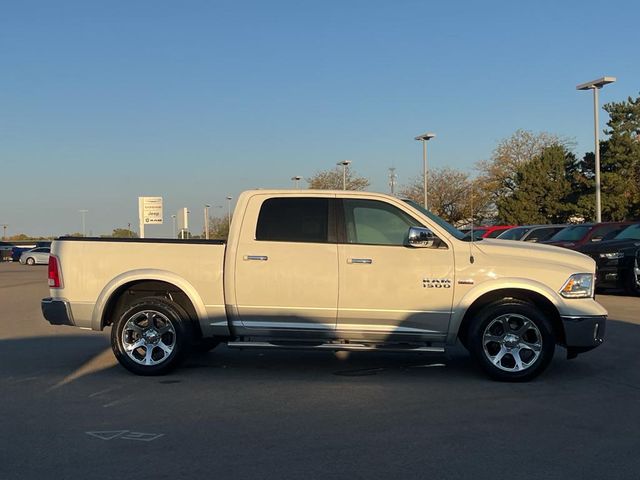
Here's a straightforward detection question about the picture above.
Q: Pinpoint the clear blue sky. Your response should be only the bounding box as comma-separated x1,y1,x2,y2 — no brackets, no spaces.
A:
1,0,638,237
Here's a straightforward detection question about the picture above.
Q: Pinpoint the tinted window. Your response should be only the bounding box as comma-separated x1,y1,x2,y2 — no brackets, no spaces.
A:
526,227,564,243
590,224,624,242
498,227,530,240
486,228,507,238
256,198,329,243
549,225,592,242
344,199,418,246
614,224,640,240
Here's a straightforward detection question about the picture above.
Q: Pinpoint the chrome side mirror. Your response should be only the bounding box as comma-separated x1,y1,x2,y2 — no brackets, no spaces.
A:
408,226,436,248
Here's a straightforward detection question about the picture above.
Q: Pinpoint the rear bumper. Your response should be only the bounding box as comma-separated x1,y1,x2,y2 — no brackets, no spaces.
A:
41,298,75,326
561,314,606,351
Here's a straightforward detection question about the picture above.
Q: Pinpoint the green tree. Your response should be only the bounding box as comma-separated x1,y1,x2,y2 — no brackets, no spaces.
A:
496,145,577,224
573,93,640,220
111,228,138,238
306,166,370,190
399,167,493,226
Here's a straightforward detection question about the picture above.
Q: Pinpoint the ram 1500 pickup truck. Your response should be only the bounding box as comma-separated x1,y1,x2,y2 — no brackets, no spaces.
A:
42,190,607,381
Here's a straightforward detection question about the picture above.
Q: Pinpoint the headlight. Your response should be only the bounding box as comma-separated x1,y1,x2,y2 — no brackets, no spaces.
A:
560,273,594,298
599,252,624,259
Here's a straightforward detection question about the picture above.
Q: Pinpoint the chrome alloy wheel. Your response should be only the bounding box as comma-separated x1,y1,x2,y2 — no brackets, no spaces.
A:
482,314,542,372
634,257,640,288
121,310,176,366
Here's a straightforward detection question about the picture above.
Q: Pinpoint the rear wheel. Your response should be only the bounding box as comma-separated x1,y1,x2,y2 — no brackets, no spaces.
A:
26,257,35,266
111,297,194,375
467,299,555,382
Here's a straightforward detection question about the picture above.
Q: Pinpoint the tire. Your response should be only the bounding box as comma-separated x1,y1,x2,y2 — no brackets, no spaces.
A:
467,299,555,382
26,257,35,266
111,297,195,376
625,254,640,297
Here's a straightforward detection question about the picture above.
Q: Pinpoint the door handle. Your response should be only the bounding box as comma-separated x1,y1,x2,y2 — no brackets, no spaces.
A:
244,255,268,261
347,258,372,264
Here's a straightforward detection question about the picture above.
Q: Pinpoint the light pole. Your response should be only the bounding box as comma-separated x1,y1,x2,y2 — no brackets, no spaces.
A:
1,224,7,240
204,204,210,240
171,215,177,239
336,160,351,190
226,196,232,229
388,167,397,195
291,176,303,189
577,76,616,223
79,210,88,237
414,132,436,209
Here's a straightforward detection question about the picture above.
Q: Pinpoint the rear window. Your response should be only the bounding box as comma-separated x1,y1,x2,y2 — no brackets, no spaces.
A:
256,198,330,243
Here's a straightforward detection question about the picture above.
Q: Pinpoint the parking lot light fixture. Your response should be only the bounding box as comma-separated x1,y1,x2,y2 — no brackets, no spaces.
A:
226,196,232,229
414,132,436,209
204,205,210,240
336,160,352,190
576,76,616,223
291,176,303,189
79,210,88,237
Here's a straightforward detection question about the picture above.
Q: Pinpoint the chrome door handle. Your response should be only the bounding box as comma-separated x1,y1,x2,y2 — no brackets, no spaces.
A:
244,255,268,261
347,258,372,264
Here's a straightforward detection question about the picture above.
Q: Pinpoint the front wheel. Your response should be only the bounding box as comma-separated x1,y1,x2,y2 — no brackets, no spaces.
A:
26,257,35,266
111,297,194,375
625,254,640,297
467,299,555,382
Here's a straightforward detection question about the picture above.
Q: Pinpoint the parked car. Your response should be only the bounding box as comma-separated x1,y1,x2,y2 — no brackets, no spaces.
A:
461,225,517,240
19,247,51,265
543,222,633,250
579,223,640,295
0,241,15,262
11,247,31,262
497,225,567,243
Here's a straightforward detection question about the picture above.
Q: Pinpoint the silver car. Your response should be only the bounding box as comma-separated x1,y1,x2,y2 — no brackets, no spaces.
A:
19,247,51,265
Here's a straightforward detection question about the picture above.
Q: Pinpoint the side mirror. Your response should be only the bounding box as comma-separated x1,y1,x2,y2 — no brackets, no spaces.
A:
408,226,436,248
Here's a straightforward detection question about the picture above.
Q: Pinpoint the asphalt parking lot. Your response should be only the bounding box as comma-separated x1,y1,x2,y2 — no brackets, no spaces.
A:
1,262,639,480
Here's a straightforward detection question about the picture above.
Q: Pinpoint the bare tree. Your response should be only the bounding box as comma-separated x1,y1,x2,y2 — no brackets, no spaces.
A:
399,167,492,226
306,166,370,190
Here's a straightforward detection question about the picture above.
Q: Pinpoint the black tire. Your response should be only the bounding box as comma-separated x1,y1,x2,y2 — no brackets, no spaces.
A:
26,257,35,266
111,297,195,376
192,337,221,353
625,254,640,297
466,299,555,382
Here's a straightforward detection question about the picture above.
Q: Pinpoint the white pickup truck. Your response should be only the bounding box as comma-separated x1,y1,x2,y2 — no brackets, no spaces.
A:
42,190,607,381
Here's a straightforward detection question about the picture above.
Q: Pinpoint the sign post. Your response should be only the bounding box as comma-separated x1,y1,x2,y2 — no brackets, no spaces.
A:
138,197,163,239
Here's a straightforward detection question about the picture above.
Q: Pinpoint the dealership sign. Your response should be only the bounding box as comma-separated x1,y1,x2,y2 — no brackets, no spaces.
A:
138,197,163,224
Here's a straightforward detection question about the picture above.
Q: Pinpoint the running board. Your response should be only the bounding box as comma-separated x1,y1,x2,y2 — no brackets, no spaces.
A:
226,341,444,353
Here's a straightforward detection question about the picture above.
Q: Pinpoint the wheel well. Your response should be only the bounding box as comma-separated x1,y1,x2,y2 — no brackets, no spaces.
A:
458,289,565,345
102,280,203,338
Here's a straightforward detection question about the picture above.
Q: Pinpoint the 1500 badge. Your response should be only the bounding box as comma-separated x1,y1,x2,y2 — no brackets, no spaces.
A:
423,278,452,288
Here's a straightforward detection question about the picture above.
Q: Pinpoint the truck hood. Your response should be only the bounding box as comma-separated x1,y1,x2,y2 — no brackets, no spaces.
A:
472,239,595,273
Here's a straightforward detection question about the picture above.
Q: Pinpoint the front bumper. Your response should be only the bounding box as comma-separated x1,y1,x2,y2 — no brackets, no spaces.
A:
561,314,606,354
41,298,75,326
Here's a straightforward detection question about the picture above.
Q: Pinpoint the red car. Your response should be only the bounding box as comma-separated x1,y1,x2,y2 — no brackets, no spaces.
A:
461,225,517,240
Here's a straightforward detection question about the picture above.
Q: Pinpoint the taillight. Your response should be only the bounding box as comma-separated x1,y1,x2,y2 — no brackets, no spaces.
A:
48,255,63,288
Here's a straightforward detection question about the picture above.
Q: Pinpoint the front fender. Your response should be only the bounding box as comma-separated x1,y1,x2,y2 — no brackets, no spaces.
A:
447,277,562,344
91,269,209,331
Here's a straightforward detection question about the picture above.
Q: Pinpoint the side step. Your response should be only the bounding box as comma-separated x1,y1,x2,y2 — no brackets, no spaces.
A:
226,341,444,353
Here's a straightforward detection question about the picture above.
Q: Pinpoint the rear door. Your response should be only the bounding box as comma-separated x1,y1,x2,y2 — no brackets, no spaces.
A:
233,195,339,334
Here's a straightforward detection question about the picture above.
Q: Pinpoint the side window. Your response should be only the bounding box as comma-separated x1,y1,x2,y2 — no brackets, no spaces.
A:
343,199,419,246
256,198,330,243
590,225,620,242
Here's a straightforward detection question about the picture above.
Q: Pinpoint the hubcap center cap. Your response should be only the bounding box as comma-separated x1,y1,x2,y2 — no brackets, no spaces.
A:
144,329,160,344
504,333,519,347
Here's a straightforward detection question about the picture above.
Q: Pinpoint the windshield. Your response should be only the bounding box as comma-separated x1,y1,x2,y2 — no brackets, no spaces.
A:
614,224,640,240
402,200,466,240
549,225,592,242
497,227,530,240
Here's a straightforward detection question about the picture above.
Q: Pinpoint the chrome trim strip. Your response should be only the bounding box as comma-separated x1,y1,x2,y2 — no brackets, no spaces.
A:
244,255,268,261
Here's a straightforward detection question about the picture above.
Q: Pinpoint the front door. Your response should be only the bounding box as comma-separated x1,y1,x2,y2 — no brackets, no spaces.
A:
337,199,454,340
233,195,338,335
